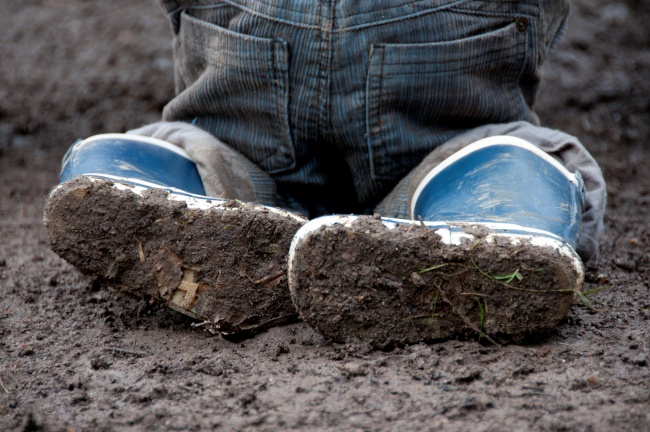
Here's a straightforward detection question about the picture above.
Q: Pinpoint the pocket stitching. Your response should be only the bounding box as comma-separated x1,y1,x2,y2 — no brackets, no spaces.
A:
177,11,296,173
366,45,386,179
366,21,528,180
267,40,297,172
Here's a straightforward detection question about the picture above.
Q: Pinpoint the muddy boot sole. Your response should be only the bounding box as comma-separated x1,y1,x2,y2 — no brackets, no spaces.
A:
44,176,307,335
288,215,584,347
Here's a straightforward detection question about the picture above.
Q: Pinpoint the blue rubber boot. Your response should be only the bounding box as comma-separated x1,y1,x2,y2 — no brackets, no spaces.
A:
289,136,585,347
45,134,306,337
60,133,207,197
411,135,584,252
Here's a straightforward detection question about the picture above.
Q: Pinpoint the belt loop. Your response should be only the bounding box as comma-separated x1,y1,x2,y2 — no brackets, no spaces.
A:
160,0,184,35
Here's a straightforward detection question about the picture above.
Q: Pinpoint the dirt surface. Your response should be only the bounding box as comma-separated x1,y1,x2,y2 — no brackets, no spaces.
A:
1,0,649,430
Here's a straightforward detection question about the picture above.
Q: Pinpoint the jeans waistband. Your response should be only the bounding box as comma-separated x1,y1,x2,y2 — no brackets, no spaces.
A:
161,0,540,30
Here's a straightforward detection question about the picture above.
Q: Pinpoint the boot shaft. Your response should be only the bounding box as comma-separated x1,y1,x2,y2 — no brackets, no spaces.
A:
411,136,584,249
60,134,206,196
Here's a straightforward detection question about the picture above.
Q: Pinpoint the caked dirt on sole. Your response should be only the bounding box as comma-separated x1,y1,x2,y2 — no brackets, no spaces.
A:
290,216,582,348
44,176,306,336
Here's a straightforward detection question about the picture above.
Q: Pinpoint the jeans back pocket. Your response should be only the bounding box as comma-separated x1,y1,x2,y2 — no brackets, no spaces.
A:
164,11,295,174
366,16,535,180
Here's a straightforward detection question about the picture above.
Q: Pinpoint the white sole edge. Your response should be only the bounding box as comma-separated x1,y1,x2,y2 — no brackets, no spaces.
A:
288,215,584,289
51,175,308,223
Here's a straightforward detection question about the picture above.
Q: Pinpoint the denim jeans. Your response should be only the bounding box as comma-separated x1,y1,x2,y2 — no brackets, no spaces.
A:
157,0,570,210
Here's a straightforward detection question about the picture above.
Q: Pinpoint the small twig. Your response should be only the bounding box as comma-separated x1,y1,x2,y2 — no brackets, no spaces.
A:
191,321,209,328
418,215,426,229
458,292,489,298
135,236,145,263
403,313,439,321
0,375,9,394
253,271,284,285
437,288,499,345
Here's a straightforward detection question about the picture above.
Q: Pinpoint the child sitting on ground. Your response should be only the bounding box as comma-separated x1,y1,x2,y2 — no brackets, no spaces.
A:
44,0,605,346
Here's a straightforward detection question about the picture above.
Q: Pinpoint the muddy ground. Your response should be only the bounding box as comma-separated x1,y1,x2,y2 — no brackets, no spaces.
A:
1,0,649,430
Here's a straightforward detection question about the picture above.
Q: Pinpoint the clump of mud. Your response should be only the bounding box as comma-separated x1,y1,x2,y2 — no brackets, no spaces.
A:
44,176,306,336
290,216,582,347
